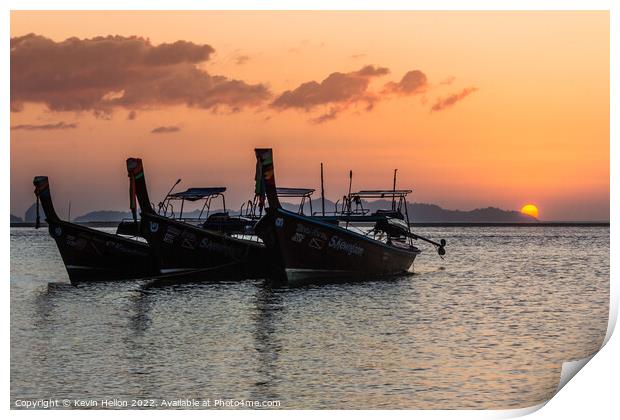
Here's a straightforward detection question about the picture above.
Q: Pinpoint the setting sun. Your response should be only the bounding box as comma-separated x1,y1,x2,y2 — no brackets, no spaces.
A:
520,204,539,219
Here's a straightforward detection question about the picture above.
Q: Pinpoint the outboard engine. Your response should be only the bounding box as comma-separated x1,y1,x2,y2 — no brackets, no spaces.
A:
374,216,410,238
372,209,405,219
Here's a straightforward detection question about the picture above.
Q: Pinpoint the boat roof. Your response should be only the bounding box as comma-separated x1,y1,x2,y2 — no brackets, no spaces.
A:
350,189,412,198
276,187,315,197
168,187,227,201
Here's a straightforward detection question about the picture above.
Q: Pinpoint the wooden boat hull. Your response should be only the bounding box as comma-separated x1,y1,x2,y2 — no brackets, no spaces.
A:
33,175,159,285
255,208,420,286
46,220,159,285
138,212,270,278
126,157,271,279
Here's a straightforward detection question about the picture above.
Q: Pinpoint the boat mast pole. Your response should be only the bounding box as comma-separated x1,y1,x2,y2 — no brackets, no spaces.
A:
159,178,181,214
320,163,326,216
347,170,353,214
392,169,397,211
404,195,413,244
346,170,353,229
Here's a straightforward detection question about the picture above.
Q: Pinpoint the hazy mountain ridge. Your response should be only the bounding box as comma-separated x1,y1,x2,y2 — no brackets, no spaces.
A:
403,203,538,223
73,208,228,222
23,202,43,222
74,210,135,222
281,199,538,223
54,199,537,223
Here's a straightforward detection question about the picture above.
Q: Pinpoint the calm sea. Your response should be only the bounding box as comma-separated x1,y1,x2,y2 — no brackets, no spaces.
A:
10,226,609,409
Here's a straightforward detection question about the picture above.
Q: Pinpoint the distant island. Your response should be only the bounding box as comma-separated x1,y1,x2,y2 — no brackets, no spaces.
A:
280,199,538,223
22,202,43,222
74,210,135,223
14,198,538,224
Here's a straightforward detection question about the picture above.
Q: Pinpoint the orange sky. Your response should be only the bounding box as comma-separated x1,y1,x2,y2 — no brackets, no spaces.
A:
10,11,610,221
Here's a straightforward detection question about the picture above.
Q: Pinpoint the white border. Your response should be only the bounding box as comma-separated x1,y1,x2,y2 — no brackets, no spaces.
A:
2,0,617,11
4,1,617,419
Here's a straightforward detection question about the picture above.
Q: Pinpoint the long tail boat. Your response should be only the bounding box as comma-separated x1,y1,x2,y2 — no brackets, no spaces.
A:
158,185,258,235
253,148,445,286
126,158,270,278
116,184,256,237
33,176,159,285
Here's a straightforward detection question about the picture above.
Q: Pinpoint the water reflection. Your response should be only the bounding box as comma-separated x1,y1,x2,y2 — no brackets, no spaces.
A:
250,284,284,403
11,227,610,409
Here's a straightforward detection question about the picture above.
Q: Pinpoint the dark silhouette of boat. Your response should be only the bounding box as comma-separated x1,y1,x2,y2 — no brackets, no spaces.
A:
253,148,446,286
32,176,159,285
156,185,259,235
116,187,256,237
126,158,270,278
117,186,315,238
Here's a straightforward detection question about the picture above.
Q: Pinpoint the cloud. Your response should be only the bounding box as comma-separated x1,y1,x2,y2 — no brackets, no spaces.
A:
270,66,451,122
431,87,478,112
383,70,427,95
234,55,250,65
151,126,181,134
10,34,271,116
310,108,340,124
11,121,77,131
271,65,389,113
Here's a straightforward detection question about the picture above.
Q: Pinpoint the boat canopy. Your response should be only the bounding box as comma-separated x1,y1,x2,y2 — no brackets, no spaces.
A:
160,186,228,220
350,189,412,198
168,187,227,201
339,188,413,221
276,187,315,198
